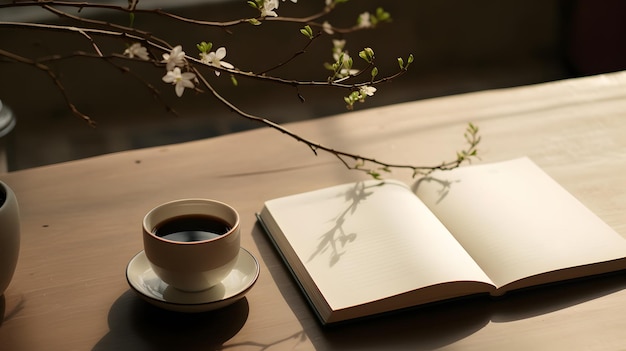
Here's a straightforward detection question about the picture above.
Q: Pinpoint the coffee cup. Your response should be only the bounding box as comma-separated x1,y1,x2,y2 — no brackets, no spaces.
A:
142,199,240,292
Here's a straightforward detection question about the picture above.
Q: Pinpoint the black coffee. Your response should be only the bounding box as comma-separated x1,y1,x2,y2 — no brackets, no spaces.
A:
154,214,231,242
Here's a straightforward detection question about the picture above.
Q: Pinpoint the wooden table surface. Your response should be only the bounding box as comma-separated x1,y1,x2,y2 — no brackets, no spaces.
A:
1,71,626,350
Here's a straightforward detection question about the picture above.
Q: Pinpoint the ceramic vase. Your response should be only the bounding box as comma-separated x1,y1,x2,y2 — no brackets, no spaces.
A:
0,180,19,296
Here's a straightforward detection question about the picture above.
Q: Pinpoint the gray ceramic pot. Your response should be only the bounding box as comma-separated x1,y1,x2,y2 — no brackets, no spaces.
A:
0,180,20,296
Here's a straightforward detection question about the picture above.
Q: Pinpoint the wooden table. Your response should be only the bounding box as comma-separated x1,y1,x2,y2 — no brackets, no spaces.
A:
2,71,626,350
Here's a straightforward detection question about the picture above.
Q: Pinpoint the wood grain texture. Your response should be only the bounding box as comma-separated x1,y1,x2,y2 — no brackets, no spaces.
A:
1,71,625,350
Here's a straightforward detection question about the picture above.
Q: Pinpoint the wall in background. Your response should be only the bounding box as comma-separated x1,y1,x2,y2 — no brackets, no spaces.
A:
1,0,606,170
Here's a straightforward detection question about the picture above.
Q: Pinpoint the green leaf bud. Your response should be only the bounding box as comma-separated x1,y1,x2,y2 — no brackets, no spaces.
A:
300,25,314,39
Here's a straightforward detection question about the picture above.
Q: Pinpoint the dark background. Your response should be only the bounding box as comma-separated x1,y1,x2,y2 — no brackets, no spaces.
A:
0,0,624,170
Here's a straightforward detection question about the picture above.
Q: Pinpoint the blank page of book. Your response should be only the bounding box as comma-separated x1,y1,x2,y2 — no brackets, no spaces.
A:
416,157,626,289
264,180,492,311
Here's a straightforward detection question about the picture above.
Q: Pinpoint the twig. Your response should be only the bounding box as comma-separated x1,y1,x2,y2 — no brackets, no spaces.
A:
193,66,480,177
0,1,480,177
0,1,364,32
0,48,97,126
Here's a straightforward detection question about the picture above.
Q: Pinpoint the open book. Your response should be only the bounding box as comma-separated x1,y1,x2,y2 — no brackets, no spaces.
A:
257,157,626,325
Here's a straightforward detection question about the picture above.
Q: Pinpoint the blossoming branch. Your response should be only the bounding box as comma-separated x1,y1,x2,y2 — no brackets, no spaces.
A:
0,0,480,178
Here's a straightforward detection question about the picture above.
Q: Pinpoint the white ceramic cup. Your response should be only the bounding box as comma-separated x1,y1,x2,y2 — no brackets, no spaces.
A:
142,199,240,292
0,181,20,296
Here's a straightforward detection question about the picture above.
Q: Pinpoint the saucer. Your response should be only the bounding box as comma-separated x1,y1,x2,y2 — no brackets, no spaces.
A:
126,248,259,313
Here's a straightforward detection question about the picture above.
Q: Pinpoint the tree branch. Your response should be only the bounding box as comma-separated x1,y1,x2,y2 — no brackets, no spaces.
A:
0,48,97,126
0,1,480,177
193,66,480,178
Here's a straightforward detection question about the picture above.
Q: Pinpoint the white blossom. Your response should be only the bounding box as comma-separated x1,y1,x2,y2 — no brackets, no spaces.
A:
332,39,346,51
357,12,372,28
123,43,149,60
338,55,358,77
331,40,357,77
332,40,346,61
260,0,295,17
359,85,376,97
162,67,196,97
261,0,279,17
201,47,234,76
322,21,334,35
162,45,186,71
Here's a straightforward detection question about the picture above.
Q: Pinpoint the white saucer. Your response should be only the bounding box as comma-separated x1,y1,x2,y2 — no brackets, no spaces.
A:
126,248,259,313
